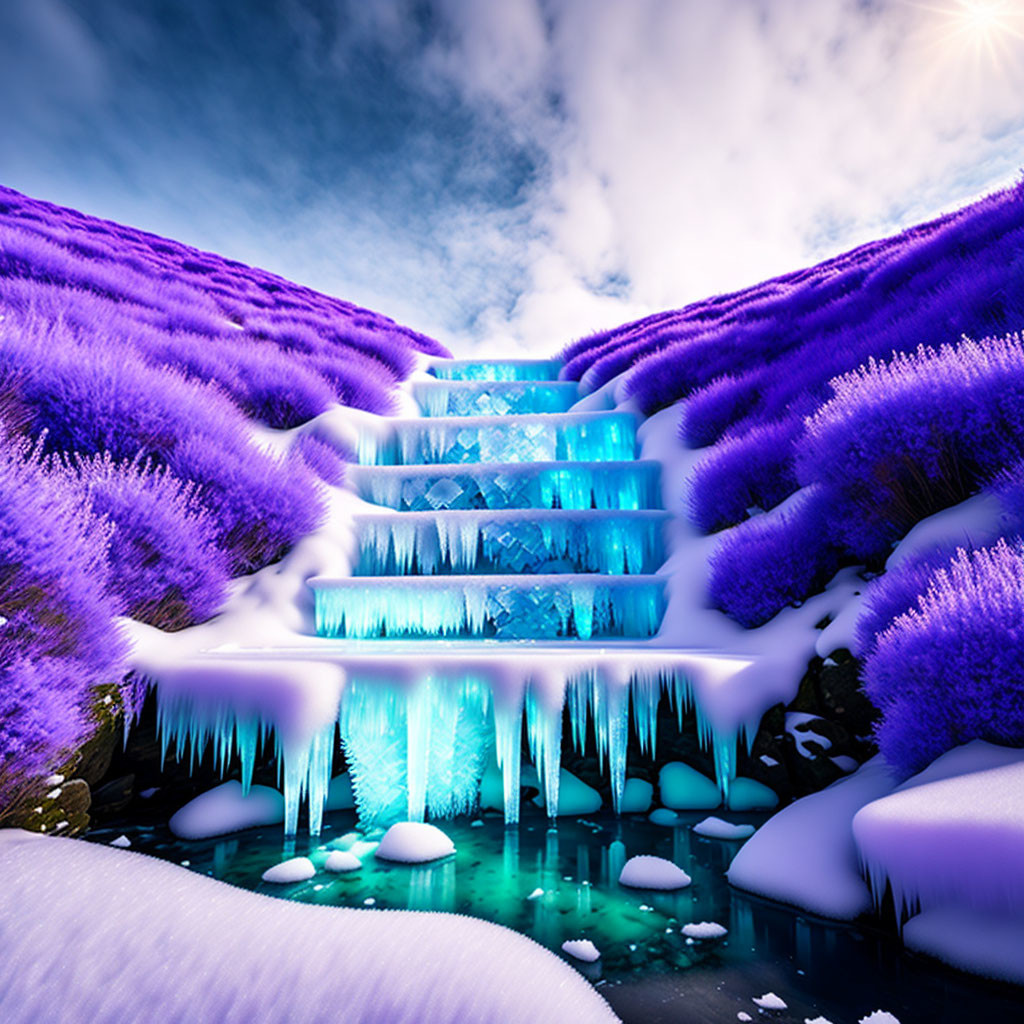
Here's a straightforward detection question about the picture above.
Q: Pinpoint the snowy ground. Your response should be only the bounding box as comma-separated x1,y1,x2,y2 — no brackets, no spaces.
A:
0,830,618,1024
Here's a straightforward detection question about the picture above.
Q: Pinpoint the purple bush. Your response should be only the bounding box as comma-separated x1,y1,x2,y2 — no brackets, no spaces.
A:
688,418,803,533
0,438,128,812
707,486,842,627
862,540,1024,778
63,453,231,632
797,334,1024,560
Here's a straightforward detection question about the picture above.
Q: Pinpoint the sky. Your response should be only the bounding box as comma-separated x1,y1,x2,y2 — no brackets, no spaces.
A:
1,0,1023,356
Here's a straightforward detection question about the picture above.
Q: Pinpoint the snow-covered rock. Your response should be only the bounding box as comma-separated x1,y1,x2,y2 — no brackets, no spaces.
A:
262,857,316,884
533,769,602,816
110,835,131,848
858,1012,901,1024
0,831,617,1023
753,991,787,1010
620,777,653,813
169,781,285,840
618,855,691,890
561,939,601,962
903,905,1024,985
726,777,778,811
658,761,720,810
375,822,455,864
853,742,1024,920
680,921,727,939
693,816,755,840
324,850,361,873
727,758,894,920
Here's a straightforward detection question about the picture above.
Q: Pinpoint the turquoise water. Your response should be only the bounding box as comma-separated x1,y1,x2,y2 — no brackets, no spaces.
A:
86,807,1024,1023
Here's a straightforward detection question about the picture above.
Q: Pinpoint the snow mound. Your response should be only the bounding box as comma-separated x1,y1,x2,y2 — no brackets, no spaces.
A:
0,832,616,1023
169,781,284,840
659,762,720,810
618,855,691,890
620,778,653,813
561,939,601,962
693,816,754,840
903,905,1024,985
858,1013,901,1024
262,856,316,884
727,758,894,920
375,821,455,863
726,777,778,811
753,991,787,1010
853,742,1024,919
680,921,727,939
110,835,131,848
324,850,361,873
533,769,602,816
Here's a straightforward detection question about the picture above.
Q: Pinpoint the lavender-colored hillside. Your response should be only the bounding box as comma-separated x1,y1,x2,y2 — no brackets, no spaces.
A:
0,185,448,816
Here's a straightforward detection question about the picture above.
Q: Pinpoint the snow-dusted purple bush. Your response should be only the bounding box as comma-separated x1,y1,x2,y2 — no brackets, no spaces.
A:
2,316,323,575
707,486,841,627
0,439,128,813
797,334,1024,560
688,418,802,532
862,540,1024,778
64,454,230,631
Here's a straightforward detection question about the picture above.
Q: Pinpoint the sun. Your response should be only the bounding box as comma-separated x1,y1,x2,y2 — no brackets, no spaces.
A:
915,0,1024,70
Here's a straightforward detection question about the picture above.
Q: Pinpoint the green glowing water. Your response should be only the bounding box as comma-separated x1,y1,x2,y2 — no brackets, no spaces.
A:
87,808,1024,1023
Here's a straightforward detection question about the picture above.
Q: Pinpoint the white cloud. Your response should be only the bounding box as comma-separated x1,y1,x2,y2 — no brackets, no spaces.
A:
426,0,1024,355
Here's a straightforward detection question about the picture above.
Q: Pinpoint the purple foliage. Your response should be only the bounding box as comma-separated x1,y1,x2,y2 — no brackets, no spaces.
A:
707,486,842,627
0,438,128,810
2,312,324,575
862,540,1024,778
688,418,802,533
797,334,1024,560
292,433,349,487
63,453,231,632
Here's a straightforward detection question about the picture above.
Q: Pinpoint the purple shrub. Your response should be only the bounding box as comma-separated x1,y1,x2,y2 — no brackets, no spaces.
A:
797,334,1024,560
688,418,803,533
707,486,842,627
63,454,231,632
862,540,1024,778
0,438,128,812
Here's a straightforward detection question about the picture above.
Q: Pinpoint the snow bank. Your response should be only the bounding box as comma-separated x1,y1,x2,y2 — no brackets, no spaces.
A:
618,855,691,890
902,906,1024,985
852,742,1024,919
727,758,894,920
170,782,284,840
680,921,727,939
0,832,617,1023
375,822,456,863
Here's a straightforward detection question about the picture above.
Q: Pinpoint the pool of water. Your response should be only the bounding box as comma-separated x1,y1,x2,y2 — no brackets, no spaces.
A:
86,807,1024,1023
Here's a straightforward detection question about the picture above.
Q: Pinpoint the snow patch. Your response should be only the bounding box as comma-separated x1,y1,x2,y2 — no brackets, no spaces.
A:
169,782,284,840
375,822,455,864
618,855,691,890
680,921,727,939
261,857,316,884
561,939,601,962
693,816,755,840
324,850,362,873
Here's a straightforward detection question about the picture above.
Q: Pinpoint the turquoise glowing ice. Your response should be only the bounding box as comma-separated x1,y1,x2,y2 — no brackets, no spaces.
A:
356,411,637,465
412,380,580,417
310,575,666,640
347,460,662,512
353,509,668,575
427,358,563,381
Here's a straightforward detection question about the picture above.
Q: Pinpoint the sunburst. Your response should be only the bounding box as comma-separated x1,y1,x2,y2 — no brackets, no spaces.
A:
912,0,1024,76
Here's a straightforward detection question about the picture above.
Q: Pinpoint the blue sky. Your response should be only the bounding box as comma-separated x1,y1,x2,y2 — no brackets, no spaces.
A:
2,0,1023,354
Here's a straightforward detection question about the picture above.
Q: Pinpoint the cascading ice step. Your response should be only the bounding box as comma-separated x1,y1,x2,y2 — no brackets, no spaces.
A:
356,410,637,465
347,460,663,512
353,508,669,575
412,379,580,417
427,358,562,382
310,573,666,640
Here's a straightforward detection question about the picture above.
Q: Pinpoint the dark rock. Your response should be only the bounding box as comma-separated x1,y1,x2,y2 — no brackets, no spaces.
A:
91,774,136,816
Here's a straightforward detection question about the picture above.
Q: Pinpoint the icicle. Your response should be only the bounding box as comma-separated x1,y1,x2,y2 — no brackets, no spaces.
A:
526,686,564,817
406,683,432,822
493,696,524,825
630,672,661,758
